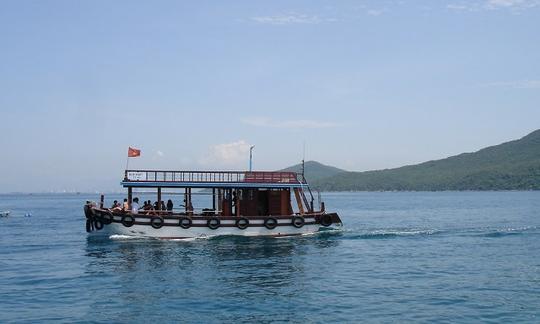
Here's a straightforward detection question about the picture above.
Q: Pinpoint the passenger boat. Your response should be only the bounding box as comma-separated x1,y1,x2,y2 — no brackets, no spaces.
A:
84,169,342,239
0,211,10,217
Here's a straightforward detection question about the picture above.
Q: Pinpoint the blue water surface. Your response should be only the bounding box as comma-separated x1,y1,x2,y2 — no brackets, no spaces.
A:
1,192,539,323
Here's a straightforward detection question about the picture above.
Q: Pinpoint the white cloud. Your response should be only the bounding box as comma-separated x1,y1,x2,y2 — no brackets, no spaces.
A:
446,4,472,10
250,13,335,25
480,80,540,89
150,150,165,161
447,0,540,11
242,117,340,129
487,0,529,7
200,140,252,167
366,9,384,16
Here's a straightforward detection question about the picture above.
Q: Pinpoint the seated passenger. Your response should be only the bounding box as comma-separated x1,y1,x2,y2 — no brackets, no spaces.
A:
111,200,122,211
132,198,140,214
122,198,128,211
167,199,173,212
144,200,155,215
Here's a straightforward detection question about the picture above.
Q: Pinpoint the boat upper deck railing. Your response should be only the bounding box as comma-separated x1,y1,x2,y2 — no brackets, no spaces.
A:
123,170,306,185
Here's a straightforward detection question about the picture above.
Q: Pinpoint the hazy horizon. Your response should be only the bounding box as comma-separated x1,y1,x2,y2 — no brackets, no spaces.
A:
1,1,539,193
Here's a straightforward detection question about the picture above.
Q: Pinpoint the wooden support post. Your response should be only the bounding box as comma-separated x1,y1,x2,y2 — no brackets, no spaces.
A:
293,188,305,215
212,188,216,211
187,188,192,215
128,187,132,206
280,189,290,215
100,194,104,209
184,188,188,213
157,187,162,210
236,190,240,216
229,189,233,215
218,189,223,215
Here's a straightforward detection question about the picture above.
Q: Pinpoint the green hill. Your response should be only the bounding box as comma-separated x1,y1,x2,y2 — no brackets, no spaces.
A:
310,129,540,191
280,161,346,183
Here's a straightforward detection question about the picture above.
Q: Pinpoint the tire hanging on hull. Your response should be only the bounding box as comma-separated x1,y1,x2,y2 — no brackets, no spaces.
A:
179,217,192,229
207,217,220,230
236,217,249,230
150,216,164,229
94,219,104,230
122,215,135,227
264,217,278,230
320,214,332,227
292,216,305,228
101,211,114,225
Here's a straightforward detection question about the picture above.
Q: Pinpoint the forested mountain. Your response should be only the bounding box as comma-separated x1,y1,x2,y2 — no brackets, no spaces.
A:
284,130,540,191
281,161,346,182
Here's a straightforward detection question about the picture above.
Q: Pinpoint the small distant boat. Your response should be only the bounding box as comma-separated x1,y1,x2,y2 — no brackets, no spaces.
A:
0,211,10,217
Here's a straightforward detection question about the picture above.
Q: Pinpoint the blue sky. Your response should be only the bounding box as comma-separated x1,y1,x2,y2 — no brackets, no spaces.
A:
1,0,539,192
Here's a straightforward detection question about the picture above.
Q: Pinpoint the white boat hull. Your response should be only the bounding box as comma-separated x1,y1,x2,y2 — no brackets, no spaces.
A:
85,204,342,239
92,221,325,239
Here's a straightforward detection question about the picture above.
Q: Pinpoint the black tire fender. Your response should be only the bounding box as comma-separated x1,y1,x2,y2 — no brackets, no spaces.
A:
236,217,249,230
101,211,114,225
264,217,278,230
320,214,332,227
150,216,164,229
179,217,192,229
121,215,135,227
86,219,93,232
94,219,104,230
207,217,220,230
292,216,305,228
84,205,92,219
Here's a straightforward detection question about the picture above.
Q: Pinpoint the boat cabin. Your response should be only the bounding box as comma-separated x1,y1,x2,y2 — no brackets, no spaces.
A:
120,170,320,217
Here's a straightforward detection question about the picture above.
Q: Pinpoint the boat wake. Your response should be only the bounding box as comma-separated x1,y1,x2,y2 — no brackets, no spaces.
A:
109,234,208,242
461,226,540,238
104,225,538,242
340,225,540,240
109,234,144,240
344,228,442,240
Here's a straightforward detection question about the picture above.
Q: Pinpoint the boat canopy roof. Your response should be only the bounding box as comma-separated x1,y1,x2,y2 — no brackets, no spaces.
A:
121,170,308,189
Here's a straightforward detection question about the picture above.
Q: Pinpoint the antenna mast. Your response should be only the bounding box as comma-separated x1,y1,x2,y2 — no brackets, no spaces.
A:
301,141,306,178
249,145,255,171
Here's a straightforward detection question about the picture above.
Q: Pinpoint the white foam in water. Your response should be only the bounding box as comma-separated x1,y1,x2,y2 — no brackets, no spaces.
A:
169,237,200,242
109,234,211,242
109,234,142,240
372,229,439,236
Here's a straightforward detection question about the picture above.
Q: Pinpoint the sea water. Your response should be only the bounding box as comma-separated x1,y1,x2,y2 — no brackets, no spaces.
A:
0,192,539,323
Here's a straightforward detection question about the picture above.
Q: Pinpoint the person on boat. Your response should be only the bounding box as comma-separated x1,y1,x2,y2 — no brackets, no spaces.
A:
111,200,122,211
232,191,238,215
182,198,194,214
160,201,166,211
122,198,129,211
153,201,159,210
132,198,140,214
143,200,156,215
166,199,173,213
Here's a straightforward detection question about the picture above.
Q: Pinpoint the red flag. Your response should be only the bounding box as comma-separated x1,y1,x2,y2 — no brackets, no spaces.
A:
128,147,141,157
